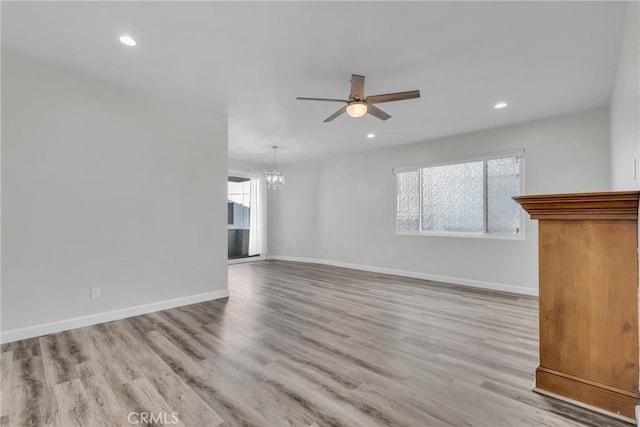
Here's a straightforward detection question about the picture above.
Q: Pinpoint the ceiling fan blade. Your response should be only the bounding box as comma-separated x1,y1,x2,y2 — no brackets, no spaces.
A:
323,106,347,122
366,104,391,121
297,97,348,103
366,90,421,104
350,74,365,100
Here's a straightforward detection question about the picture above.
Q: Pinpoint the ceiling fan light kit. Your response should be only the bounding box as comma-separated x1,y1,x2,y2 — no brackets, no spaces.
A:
297,74,420,122
346,101,368,118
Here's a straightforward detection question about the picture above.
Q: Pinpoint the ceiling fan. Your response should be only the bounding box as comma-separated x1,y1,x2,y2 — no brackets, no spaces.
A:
297,74,420,122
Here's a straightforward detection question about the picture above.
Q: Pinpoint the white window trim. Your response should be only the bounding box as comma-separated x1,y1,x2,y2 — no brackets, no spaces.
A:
392,149,525,174
393,149,525,240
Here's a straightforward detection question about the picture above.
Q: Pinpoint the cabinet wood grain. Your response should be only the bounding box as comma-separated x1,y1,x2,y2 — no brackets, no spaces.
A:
515,191,640,421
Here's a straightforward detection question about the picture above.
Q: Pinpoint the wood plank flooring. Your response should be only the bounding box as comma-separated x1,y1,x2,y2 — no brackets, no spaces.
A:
0,260,631,426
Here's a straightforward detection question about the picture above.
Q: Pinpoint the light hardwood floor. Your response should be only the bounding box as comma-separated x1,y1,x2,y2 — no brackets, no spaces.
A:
0,260,630,426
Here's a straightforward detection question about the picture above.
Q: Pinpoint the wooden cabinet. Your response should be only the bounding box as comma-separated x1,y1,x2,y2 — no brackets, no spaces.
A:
514,191,640,422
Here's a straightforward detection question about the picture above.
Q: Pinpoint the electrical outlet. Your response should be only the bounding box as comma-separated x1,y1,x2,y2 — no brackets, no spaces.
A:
388,253,393,261
91,287,101,299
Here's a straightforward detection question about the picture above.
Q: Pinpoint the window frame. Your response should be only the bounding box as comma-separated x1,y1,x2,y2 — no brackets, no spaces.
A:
393,149,525,240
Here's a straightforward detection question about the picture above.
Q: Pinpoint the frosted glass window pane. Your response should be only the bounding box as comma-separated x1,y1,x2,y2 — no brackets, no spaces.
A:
421,162,483,233
487,157,521,234
396,171,420,231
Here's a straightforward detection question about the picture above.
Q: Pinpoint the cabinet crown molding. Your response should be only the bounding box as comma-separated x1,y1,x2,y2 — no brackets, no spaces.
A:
514,191,640,220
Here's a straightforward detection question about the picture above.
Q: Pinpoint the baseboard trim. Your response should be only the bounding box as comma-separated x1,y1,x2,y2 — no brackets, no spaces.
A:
535,367,638,422
0,289,229,344
533,388,636,424
228,256,264,265
266,255,538,296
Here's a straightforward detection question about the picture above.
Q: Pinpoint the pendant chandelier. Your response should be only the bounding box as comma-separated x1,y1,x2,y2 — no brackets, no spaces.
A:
265,146,285,190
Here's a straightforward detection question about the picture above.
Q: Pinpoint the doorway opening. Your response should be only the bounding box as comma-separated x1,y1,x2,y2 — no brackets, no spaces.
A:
228,172,264,262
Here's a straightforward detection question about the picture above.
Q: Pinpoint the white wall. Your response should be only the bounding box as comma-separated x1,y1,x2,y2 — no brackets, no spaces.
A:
268,161,320,260
610,1,640,190
228,159,268,172
1,51,229,339
269,108,611,294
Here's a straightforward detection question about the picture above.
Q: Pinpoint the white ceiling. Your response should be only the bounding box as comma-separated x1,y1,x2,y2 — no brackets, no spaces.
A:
1,1,627,164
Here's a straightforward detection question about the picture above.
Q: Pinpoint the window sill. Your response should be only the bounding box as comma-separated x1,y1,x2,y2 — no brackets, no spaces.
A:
394,231,525,240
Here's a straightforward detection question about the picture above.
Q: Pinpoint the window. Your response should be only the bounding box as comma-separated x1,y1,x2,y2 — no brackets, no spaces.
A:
394,150,524,237
228,176,254,259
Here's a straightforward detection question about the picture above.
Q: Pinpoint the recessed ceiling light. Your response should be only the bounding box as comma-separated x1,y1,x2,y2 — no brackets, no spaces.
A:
119,35,136,47
367,133,376,139
494,102,508,109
